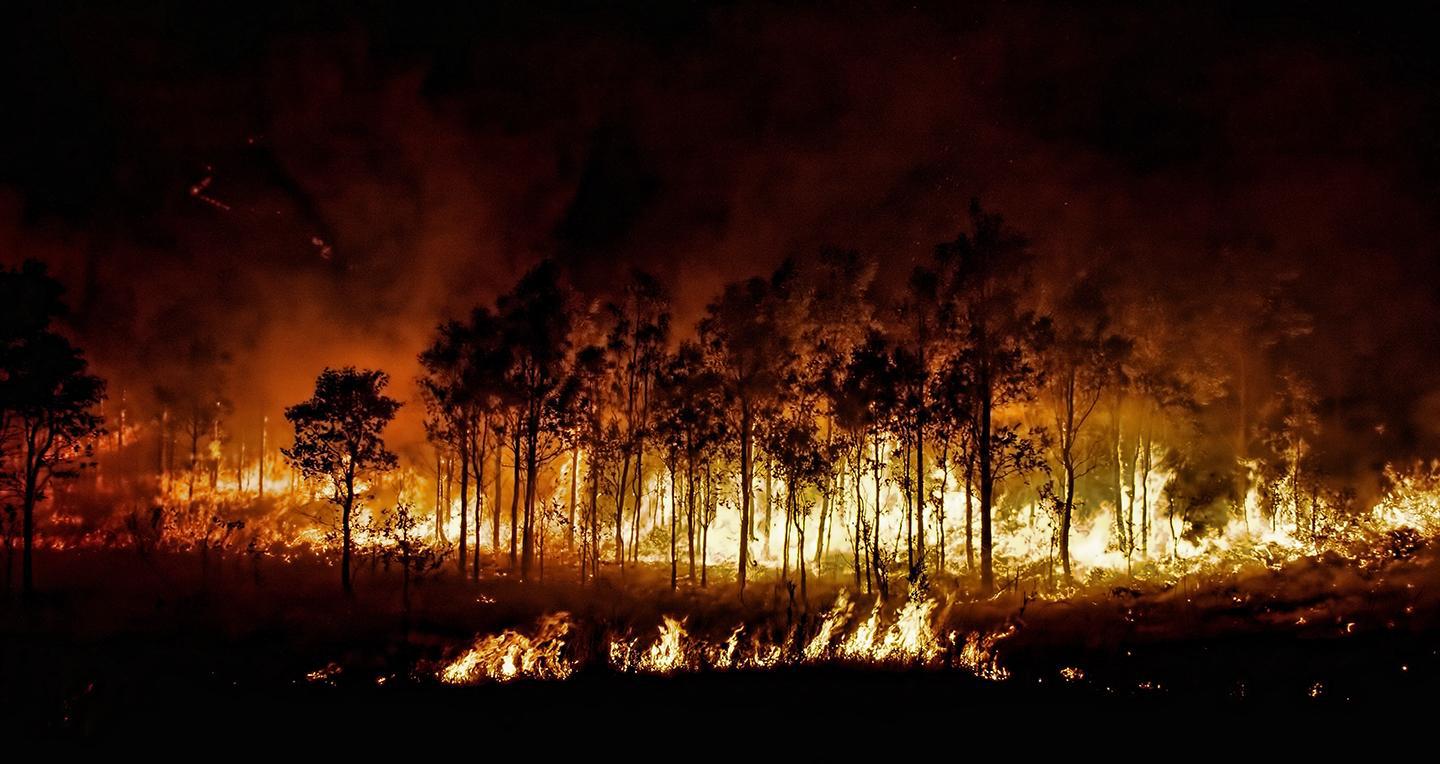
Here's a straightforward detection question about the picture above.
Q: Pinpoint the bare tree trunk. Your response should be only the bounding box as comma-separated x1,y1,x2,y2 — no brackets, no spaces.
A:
1060,467,1075,582
472,416,487,581
701,461,711,588
21,465,38,599
979,388,995,597
872,431,882,596
764,453,773,558
568,444,579,552
585,448,601,584
965,448,975,572
1141,425,1152,557
521,406,539,578
631,442,643,566
782,480,791,584
341,466,355,597
937,436,948,575
686,450,696,581
435,449,446,543
853,440,863,590
509,426,521,571
493,443,502,552
669,461,677,590
738,400,753,597
458,420,469,576
915,419,925,575
614,455,629,572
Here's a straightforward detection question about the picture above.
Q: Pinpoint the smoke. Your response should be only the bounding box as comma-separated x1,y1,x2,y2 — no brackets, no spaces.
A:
4,2,1440,464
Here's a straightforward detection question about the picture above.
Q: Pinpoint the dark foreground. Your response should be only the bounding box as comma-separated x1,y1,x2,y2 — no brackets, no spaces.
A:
4,548,1440,741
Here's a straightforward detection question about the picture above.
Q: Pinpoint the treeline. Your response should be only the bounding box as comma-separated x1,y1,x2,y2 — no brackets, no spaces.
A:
1,201,1346,601
410,202,1335,598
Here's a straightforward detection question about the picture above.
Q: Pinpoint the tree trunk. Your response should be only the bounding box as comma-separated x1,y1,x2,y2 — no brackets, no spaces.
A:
615,455,629,572
1141,426,1151,557
568,444,579,552
781,480,791,584
341,466,355,596
764,454,773,558
458,420,469,575
965,448,975,572
1060,467,1075,582
853,440,863,590
915,418,925,575
872,431,882,596
669,461,677,590
686,450,696,581
21,466,38,599
520,406,539,578
738,400,753,597
472,418,486,581
435,449,446,543
937,436,948,575
631,441,643,565
979,389,995,597
493,443,502,552
509,426,521,570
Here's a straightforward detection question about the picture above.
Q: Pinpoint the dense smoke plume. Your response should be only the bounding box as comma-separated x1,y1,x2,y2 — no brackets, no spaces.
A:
3,1,1440,468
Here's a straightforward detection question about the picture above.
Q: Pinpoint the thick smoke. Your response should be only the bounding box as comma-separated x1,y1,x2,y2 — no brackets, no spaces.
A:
3,2,1440,466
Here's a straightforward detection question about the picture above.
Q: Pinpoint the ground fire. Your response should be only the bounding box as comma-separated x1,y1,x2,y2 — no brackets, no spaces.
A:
5,1,1440,741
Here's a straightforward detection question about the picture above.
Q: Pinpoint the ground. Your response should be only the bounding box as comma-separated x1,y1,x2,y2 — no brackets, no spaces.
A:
4,544,1440,741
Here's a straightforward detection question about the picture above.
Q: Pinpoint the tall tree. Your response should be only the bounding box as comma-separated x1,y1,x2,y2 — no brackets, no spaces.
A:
701,266,798,597
934,201,1050,596
497,261,576,579
1043,275,1130,582
0,261,105,599
419,306,504,579
283,367,401,595
601,270,670,573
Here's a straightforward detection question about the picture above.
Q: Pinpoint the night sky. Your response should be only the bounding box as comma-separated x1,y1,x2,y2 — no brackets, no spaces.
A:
4,1,1440,459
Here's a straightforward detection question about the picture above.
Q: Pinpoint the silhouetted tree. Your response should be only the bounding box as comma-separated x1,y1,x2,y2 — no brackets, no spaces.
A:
497,261,577,579
283,367,401,595
1043,275,1130,582
701,265,799,597
601,270,670,573
420,306,504,579
934,201,1050,596
0,261,105,599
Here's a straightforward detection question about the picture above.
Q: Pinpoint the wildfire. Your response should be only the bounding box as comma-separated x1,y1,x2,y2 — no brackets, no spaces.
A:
439,590,1013,685
438,612,577,684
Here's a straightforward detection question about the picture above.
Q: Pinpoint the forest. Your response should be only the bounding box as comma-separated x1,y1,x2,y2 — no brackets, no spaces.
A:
7,0,1440,740
6,198,1440,730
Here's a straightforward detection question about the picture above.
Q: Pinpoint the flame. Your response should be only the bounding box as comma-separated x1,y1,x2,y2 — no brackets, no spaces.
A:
439,612,577,684
437,590,1013,685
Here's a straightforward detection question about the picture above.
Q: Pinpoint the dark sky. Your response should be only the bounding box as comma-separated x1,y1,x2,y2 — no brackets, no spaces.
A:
4,1,1440,452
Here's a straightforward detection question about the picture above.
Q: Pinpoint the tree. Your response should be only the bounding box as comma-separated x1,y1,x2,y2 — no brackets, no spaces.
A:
1043,275,1130,582
497,261,577,579
1,338,105,600
835,330,898,596
419,306,504,580
0,261,106,599
653,341,729,586
601,270,670,573
934,201,1050,596
376,501,447,628
792,249,876,581
283,367,401,595
700,265,798,597
557,339,611,584
149,322,233,503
